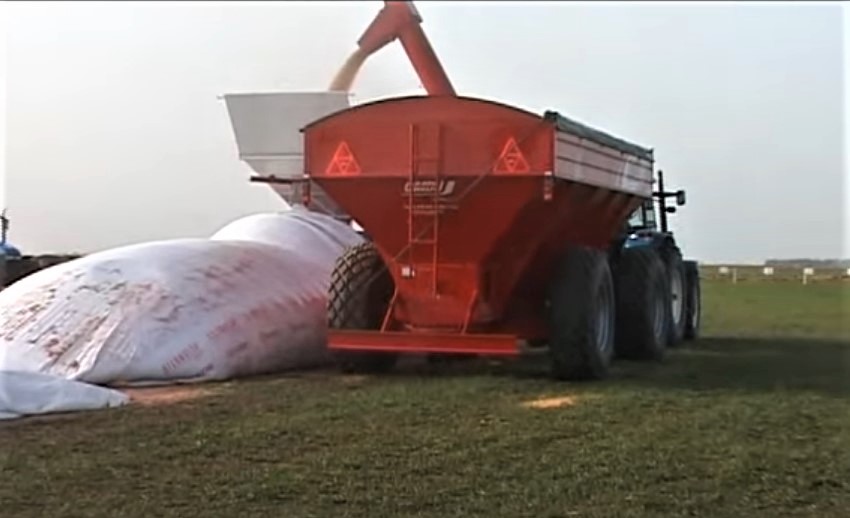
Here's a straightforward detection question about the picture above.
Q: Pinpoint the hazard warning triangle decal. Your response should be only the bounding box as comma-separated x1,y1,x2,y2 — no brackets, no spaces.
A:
493,137,531,174
326,141,361,176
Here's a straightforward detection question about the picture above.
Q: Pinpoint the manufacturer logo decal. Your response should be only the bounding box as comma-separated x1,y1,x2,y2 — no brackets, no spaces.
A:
403,179,456,197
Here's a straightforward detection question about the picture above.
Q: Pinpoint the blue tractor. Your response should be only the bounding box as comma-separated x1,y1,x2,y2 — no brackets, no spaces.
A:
616,170,701,349
1,210,24,289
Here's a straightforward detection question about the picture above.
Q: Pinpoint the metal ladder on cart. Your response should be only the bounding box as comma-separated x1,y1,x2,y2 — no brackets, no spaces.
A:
406,122,442,297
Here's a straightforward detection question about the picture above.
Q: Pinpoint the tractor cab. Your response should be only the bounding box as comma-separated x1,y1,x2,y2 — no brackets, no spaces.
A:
627,199,658,233
626,170,687,239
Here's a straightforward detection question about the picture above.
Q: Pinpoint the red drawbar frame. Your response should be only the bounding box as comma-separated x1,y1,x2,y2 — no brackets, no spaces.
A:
329,330,519,356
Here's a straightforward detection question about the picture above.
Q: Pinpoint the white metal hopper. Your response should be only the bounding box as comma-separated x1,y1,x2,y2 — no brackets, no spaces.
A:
222,91,351,219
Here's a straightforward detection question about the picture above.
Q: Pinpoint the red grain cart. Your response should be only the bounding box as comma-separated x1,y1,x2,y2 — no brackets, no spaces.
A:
302,1,701,379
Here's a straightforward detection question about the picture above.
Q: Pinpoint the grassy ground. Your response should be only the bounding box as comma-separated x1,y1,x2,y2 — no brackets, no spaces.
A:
702,281,849,339
1,281,848,517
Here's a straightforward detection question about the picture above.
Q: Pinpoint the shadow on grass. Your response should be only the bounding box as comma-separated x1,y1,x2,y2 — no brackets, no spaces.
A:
612,337,850,397
390,337,850,397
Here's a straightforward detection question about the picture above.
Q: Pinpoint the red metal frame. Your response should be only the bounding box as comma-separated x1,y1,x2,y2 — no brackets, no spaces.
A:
306,96,644,356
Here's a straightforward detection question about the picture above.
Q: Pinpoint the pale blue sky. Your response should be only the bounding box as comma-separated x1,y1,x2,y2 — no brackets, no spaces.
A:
2,1,846,263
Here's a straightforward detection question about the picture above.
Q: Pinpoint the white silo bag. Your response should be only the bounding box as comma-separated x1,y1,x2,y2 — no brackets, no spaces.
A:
210,206,363,272
0,239,331,387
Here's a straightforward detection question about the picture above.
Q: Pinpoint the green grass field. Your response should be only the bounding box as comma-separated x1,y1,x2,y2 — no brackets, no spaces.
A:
1,280,848,517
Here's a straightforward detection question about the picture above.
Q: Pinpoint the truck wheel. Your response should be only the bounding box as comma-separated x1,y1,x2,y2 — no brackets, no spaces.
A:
614,247,670,361
683,261,701,340
548,245,616,381
660,247,687,347
328,242,397,373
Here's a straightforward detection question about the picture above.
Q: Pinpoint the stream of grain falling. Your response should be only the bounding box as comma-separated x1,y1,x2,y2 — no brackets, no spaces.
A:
328,48,370,92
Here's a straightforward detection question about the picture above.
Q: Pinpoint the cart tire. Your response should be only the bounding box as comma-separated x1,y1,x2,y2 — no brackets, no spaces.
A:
548,245,616,381
660,246,687,347
683,260,701,340
328,242,397,373
614,246,670,361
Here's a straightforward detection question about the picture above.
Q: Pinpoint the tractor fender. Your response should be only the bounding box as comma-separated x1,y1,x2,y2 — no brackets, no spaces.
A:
623,231,677,251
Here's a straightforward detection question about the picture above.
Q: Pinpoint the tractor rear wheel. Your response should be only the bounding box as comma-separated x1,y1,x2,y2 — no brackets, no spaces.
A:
683,260,701,340
548,245,616,381
614,247,670,361
660,247,687,347
327,242,397,373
